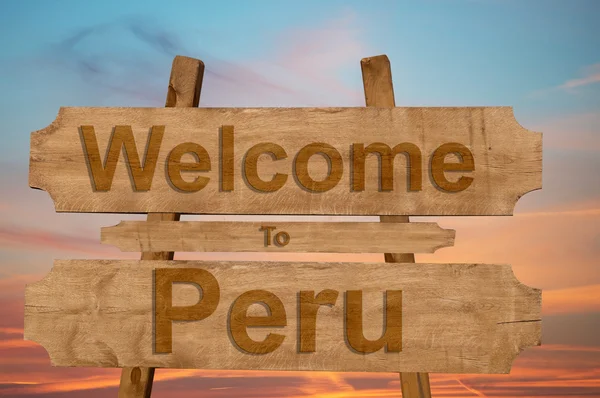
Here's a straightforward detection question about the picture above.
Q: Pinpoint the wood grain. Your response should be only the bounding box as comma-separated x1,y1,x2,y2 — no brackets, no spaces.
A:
400,372,432,397
29,106,542,215
361,54,427,396
101,221,455,253
24,260,541,374
119,55,204,398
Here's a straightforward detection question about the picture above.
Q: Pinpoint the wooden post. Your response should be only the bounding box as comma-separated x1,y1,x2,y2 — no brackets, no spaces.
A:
361,55,432,398
117,56,204,398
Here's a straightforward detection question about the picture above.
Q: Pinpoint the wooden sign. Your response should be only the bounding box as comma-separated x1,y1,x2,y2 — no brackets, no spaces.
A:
101,221,455,253
29,107,541,215
24,260,541,374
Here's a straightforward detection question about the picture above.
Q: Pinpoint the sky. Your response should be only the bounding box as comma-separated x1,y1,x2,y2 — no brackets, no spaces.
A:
0,0,599,396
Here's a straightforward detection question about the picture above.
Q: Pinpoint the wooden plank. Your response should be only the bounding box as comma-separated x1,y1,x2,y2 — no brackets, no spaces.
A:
118,55,204,398
101,221,455,253
361,54,429,397
29,106,542,215
24,260,541,374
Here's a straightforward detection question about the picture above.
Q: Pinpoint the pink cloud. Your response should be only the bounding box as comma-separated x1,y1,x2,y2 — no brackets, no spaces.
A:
544,284,600,315
276,11,365,72
246,9,367,106
416,204,600,290
528,62,600,99
0,226,101,254
559,63,600,90
0,274,41,296
531,111,600,151
0,222,142,261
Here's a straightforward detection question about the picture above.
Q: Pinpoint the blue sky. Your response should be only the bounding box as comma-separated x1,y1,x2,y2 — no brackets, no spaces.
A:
0,0,597,253
0,0,599,165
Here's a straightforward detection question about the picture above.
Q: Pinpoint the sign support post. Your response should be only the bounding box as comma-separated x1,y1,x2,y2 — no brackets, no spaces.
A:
361,54,432,398
117,55,205,398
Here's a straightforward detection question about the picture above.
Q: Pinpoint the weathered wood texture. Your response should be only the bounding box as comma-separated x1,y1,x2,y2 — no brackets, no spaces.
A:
118,367,155,398
29,106,542,215
361,54,429,397
24,260,541,374
400,372,432,397
362,55,415,261
101,221,455,253
119,55,204,398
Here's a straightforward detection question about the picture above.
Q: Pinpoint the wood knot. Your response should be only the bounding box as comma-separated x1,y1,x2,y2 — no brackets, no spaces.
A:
130,367,142,384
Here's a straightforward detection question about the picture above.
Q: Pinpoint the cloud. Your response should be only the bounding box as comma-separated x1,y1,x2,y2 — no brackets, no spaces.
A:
416,205,600,290
42,21,169,104
266,9,366,104
21,10,373,108
543,313,600,347
0,344,598,396
530,111,600,151
16,16,304,108
0,274,41,297
544,284,600,315
559,63,600,90
19,13,371,108
0,226,102,255
0,224,139,259
127,21,182,58
278,10,365,72
530,62,600,97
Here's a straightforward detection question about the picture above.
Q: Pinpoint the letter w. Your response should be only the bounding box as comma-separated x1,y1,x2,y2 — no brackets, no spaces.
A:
81,125,164,191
